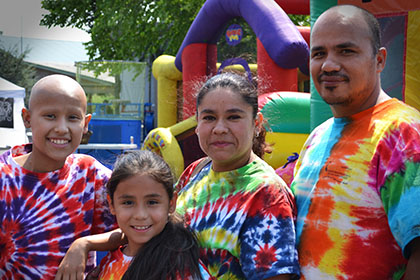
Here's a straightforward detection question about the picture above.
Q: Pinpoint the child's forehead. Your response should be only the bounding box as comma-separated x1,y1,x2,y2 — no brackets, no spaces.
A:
29,87,87,112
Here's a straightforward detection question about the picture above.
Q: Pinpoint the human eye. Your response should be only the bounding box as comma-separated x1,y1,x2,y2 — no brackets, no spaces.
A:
340,48,355,55
202,115,215,121
147,200,159,206
121,200,134,206
69,114,82,121
311,50,325,59
44,114,55,120
228,114,241,120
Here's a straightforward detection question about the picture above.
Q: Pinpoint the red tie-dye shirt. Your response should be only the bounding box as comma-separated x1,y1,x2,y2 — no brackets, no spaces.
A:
0,144,116,280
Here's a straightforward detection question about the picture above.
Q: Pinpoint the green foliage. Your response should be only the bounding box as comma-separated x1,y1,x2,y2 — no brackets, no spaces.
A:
41,0,309,68
0,47,36,105
41,0,204,62
75,60,146,79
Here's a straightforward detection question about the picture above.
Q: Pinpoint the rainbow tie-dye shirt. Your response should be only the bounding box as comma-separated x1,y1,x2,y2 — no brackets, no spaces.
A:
291,99,420,279
98,247,132,280
176,156,299,280
0,144,115,280
98,246,214,280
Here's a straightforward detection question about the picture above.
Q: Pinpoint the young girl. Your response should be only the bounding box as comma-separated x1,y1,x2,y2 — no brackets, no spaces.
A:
98,150,209,279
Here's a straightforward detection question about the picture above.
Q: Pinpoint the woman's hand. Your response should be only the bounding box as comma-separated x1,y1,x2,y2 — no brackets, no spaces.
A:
55,237,90,280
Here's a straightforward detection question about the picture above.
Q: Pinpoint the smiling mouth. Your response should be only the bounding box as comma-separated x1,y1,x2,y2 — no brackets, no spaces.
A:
132,225,151,230
49,138,70,145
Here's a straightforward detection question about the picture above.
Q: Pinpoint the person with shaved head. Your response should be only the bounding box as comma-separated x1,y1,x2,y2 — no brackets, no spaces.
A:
0,74,116,279
291,5,420,279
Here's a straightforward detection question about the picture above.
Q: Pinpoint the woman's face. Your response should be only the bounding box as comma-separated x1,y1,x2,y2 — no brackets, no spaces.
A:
195,88,256,172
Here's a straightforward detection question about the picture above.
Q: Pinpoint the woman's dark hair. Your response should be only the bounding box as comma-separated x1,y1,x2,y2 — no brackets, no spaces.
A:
107,150,203,280
195,72,269,158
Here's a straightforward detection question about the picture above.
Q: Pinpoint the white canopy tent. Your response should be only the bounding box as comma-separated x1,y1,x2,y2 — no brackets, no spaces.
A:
0,77,28,148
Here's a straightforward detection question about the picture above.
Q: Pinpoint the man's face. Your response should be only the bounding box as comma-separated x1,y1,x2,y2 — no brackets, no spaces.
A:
310,9,385,117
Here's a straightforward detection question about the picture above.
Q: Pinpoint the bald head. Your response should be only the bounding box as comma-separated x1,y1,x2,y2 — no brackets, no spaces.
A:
313,5,381,55
29,75,87,112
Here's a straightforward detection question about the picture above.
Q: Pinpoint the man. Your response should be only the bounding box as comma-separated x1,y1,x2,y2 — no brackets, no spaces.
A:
291,5,420,279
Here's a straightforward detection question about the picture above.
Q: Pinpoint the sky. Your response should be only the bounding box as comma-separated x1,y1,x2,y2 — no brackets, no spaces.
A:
0,0,90,42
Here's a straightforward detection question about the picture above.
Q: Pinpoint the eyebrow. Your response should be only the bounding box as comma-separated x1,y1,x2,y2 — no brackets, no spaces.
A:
311,42,359,53
116,193,162,199
199,108,246,114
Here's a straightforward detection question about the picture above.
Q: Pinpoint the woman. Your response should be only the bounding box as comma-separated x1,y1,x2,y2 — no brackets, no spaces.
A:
54,73,299,280
175,72,299,280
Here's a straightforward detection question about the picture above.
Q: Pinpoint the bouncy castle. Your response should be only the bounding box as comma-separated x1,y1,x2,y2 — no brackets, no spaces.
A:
143,0,420,179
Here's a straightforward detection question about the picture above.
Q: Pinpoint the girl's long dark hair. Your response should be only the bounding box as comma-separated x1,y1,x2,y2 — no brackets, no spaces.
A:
122,214,202,280
109,150,202,280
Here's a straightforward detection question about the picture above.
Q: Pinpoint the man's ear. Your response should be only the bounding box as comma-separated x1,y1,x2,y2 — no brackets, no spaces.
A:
83,114,92,134
21,108,31,128
376,47,387,73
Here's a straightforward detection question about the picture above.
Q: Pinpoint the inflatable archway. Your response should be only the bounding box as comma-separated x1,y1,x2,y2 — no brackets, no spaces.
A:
148,0,311,177
175,0,309,120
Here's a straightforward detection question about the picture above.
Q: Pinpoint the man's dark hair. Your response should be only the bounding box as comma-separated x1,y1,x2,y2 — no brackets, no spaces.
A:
329,5,382,55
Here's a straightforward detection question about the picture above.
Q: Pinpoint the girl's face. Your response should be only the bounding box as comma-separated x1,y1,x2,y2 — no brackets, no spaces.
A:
110,174,176,256
196,88,258,172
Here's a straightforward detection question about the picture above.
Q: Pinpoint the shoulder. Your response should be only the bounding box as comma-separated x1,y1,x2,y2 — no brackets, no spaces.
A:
176,157,210,191
377,99,420,124
68,154,111,174
251,157,287,185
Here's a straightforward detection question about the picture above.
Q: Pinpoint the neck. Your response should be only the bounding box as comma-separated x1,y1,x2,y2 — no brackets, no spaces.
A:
15,152,64,173
211,151,256,172
332,88,391,118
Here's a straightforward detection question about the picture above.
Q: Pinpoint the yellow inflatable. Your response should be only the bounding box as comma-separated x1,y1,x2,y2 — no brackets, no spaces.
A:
141,127,184,179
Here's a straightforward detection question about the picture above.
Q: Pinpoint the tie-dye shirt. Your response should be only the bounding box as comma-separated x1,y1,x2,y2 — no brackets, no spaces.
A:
291,99,420,279
0,144,116,280
98,246,132,280
176,156,299,280
98,246,213,280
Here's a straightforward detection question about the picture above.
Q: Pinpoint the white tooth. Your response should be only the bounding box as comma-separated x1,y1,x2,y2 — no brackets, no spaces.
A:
51,139,68,144
134,225,149,230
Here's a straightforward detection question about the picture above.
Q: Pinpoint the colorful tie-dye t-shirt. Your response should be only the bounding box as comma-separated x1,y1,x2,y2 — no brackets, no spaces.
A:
0,144,116,280
291,99,420,279
176,156,299,280
98,247,132,280
98,246,213,280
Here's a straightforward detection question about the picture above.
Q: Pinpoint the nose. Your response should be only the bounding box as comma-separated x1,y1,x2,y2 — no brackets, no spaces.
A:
321,54,341,73
213,119,228,134
54,117,69,134
133,204,148,220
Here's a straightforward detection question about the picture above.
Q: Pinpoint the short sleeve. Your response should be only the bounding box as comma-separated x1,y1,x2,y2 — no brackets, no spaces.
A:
90,160,116,234
239,184,300,279
379,122,420,257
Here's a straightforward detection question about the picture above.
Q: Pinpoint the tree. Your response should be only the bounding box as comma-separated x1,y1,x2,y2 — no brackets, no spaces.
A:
41,0,309,66
41,0,204,63
0,47,36,105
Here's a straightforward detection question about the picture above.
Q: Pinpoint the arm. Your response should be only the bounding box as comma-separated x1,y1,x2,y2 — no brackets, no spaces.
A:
240,183,299,279
55,229,125,280
404,237,420,280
